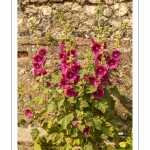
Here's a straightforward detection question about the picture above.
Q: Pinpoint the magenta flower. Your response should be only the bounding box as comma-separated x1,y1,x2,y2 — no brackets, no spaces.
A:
95,54,102,65
65,70,76,81
107,58,119,69
92,42,102,55
92,88,104,99
60,43,66,52
112,50,121,61
71,63,81,74
94,65,107,77
33,54,45,65
114,77,118,83
33,62,42,69
104,42,107,49
41,69,47,75
24,108,34,118
104,52,111,61
101,73,109,84
74,75,80,85
83,126,89,137
34,68,42,76
46,82,51,87
38,48,47,57
59,52,69,64
54,83,59,87
66,88,78,97
60,78,70,89
89,76,99,88
73,121,79,127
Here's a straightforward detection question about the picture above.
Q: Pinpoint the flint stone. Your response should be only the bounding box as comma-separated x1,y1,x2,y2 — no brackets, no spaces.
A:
115,3,128,17
89,0,99,4
105,0,114,5
103,7,113,17
76,0,86,5
84,5,97,16
72,2,82,12
40,6,52,16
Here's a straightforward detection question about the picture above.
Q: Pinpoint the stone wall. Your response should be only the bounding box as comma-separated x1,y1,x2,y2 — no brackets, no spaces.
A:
18,0,132,129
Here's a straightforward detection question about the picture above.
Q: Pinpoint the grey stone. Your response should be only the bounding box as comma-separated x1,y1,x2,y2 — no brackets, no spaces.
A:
30,0,39,2
115,3,128,17
29,8,38,14
105,0,114,5
122,15,132,27
84,5,97,16
76,0,86,5
115,0,125,2
89,0,99,4
109,19,122,30
40,6,52,16
103,7,113,18
72,2,82,12
125,28,132,38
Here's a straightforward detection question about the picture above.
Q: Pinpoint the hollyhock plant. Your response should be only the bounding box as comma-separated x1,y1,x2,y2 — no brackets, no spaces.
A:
91,42,102,55
71,63,81,74
101,73,109,84
92,87,104,99
83,126,89,137
73,121,78,127
65,70,76,81
33,54,45,65
107,58,119,70
89,76,99,88
66,87,78,97
112,50,122,61
95,54,102,65
94,65,107,77
24,108,34,118
38,48,47,57
60,78,70,89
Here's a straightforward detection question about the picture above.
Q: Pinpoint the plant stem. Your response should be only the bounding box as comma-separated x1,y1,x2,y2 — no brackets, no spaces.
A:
92,98,94,116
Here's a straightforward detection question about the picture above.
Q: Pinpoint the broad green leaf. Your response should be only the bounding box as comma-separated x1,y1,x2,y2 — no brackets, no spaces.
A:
57,112,74,129
71,128,78,137
73,138,80,145
94,99,108,113
51,75,60,84
47,101,55,113
93,117,102,130
30,128,39,141
33,96,43,104
110,86,120,99
85,85,96,93
102,145,116,150
51,132,64,143
42,87,49,94
56,97,65,109
65,143,72,150
33,83,39,90
42,121,52,130
80,100,89,108
84,141,93,150
77,124,85,132
34,142,42,150
68,97,76,104
102,122,114,137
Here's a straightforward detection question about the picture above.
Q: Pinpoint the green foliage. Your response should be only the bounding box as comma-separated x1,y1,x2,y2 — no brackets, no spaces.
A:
30,128,39,141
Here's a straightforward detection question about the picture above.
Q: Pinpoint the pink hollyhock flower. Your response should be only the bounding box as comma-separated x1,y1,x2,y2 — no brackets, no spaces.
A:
41,69,47,75
101,73,109,84
114,77,118,83
54,83,59,87
46,82,51,87
95,54,102,66
67,49,77,59
83,75,89,81
94,65,107,77
71,63,81,74
73,121,79,127
66,88,78,97
65,70,76,81
33,62,42,69
74,75,80,85
83,126,89,137
107,58,119,70
60,43,66,52
112,50,121,61
92,88,104,99
59,52,69,64
89,76,99,88
92,42,102,55
104,42,107,49
104,52,111,61
24,108,34,118
38,48,47,57
33,54,45,65
34,68,42,76
60,78,70,89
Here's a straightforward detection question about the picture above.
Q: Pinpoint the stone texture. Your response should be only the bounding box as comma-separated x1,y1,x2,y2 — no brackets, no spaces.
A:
115,0,125,2
105,0,114,5
40,6,52,16
103,7,113,17
84,5,97,16
109,19,122,31
115,3,128,17
72,2,82,12
89,0,99,4
76,0,86,4
30,0,39,2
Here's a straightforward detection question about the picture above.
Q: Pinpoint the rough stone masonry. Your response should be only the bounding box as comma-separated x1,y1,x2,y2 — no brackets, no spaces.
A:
18,0,132,148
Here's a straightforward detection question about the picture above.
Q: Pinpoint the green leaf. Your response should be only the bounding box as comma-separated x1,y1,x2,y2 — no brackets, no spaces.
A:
30,128,39,141
93,117,102,130
85,85,96,93
47,101,55,113
33,83,39,90
71,127,78,137
102,122,114,137
34,142,42,150
65,143,72,150
57,112,74,129
51,132,64,143
94,99,108,113
84,141,93,150
73,138,80,146
102,145,116,150
77,124,85,132
110,86,120,99
33,96,43,104
51,75,60,84
42,121,52,130
80,100,89,108
42,87,49,94
56,97,65,109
